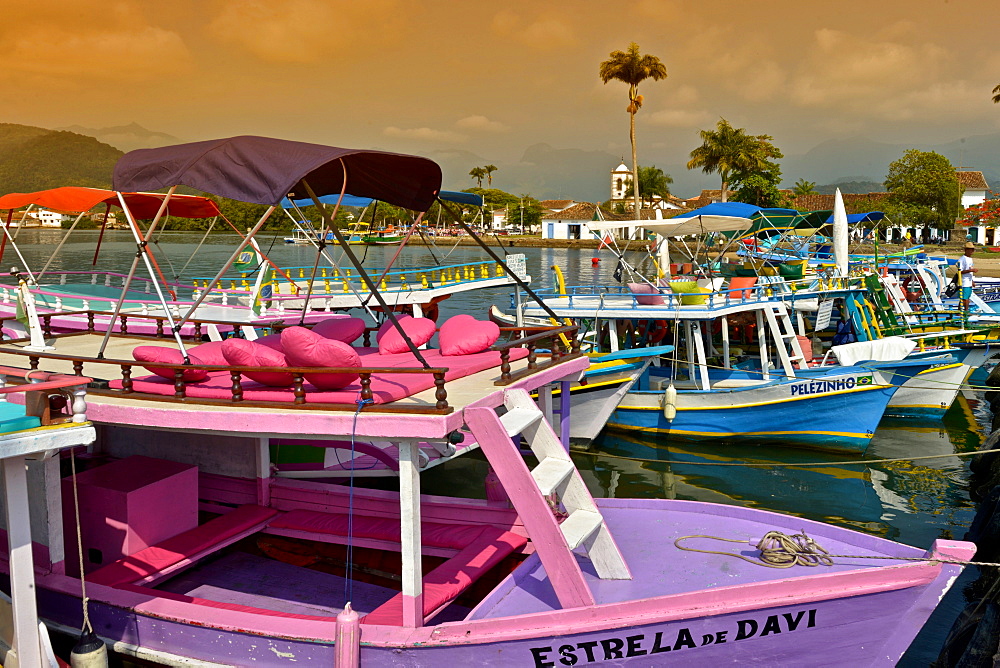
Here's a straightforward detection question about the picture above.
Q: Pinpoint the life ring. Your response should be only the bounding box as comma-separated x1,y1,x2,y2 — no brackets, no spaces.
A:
638,319,668,344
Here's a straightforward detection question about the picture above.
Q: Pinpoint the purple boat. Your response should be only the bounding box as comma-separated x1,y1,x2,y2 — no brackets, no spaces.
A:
0,137,974,666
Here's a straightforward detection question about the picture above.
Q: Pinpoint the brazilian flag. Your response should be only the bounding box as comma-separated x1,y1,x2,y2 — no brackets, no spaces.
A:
856,375,874,385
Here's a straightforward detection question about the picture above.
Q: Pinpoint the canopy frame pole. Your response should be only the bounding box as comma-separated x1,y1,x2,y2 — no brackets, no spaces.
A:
128,213,176,300
11,203,33,242
176,216,218,279
0,210,13,264
37,210,89,282
438,199,565,322
361,214,426,308
0,214,36,283
302,176,431,368
217,212,297,287
97,188,190,360
92,204,112,266
296,180,347,326
281,207,377,319
176,207,277,328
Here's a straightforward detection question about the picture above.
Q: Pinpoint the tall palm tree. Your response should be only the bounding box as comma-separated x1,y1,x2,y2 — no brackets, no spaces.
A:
599,43,667,218
687,118,778,202
469,166,486,187
484,164,498,187
993,83,1000,104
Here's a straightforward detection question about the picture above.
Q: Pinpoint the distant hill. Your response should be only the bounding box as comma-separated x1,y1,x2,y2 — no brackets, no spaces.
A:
56,122,180,152
0,123,123,195
816,180,884,195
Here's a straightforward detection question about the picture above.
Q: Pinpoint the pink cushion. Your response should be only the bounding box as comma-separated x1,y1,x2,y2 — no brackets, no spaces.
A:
132,346,208,382
378,317,436,355
627,282,665,305
312,317,366,344
376,315,411,343
89,505,277,587
187,341,228,366
254,333,284,353
439,315,500,356
281,326,361,390
221,339,294,387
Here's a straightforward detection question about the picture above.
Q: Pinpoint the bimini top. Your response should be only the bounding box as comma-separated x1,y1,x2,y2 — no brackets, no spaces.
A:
0,186,221,219
279,190,483,210
113,136,443,212
587,215,752,237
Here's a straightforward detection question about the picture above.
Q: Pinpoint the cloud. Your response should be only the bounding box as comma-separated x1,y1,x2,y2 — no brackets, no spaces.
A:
490,10,577,49
456,116,510,133
208,0,402,64
383,126,467,144
0,3,191,86
647,108,711,128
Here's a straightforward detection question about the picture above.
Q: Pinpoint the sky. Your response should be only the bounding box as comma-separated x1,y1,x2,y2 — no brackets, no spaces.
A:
4,0,999,198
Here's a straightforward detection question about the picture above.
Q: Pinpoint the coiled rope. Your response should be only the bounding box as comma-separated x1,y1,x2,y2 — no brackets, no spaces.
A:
675,530,1000,569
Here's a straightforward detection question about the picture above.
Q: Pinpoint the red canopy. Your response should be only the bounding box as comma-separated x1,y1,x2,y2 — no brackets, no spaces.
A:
0,186,221,219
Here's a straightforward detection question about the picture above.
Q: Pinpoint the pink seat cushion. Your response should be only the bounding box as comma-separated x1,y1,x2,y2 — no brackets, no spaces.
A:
439,315,500,356
89,505,277,587
362,526,526,626
376,315,411,343
281,326,361,389
132,346,208,382
312,317,366,344
254,333,284,353
378,317,436,355
187,341,228,366
221,339,294,387
627,282,665,305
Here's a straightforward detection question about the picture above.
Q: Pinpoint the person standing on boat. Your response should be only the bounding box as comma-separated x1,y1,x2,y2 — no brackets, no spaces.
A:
958,242,978,313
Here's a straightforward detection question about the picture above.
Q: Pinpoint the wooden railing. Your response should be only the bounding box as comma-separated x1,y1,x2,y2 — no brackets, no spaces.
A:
0,323,585,413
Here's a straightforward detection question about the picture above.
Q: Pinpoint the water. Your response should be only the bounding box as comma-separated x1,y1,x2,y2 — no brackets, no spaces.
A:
9,229,988,663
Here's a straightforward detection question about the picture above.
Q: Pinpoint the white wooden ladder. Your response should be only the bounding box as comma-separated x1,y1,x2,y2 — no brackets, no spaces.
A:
465,388,631,610
763,302,808,376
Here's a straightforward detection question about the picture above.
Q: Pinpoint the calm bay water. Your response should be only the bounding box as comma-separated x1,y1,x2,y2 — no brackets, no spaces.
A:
11,229,986,663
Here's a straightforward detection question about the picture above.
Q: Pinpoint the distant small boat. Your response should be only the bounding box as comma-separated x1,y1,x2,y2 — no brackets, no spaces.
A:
363,226,404,245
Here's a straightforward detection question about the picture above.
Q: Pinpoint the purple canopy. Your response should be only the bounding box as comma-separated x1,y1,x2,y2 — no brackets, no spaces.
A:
112,136,442,211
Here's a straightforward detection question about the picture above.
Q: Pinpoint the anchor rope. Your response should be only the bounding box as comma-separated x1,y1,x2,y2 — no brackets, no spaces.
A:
674,531,1000,569
575,446,1000,468
69,447,93,634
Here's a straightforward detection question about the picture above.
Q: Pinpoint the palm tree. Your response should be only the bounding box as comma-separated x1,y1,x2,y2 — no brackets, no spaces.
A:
993,83,1000,104
599,43,667,218
625,165,673,206
484,164,498,187
687,118,778,202
792,178,818,197
469,166,486,187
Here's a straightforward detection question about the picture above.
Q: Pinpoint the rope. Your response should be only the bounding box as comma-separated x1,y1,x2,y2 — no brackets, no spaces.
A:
575,446,1000,468
69,448,93,634
674,530,1000,569
345,396,375,606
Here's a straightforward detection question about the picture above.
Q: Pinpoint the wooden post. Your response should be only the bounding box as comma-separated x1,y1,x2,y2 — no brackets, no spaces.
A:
397,440,423,627
2,456,42,668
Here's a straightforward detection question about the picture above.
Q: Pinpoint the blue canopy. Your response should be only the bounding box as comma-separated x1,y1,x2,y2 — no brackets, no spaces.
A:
824,211,886,224
281,189,481,209
683,202,798,219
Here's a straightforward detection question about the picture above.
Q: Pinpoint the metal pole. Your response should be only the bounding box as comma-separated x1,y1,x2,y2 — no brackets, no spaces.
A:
301,177,431,367
176,206,277,327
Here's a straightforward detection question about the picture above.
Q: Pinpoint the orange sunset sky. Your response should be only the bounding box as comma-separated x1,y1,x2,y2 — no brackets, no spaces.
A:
4,0,999,198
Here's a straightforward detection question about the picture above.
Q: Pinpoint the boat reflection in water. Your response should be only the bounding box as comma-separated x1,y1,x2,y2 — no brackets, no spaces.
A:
572,393,984,666
578,395,981,545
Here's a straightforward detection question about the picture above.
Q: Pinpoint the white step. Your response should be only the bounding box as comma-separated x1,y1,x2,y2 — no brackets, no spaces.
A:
561,509,604,549
531,458,575,496
499,407,543,437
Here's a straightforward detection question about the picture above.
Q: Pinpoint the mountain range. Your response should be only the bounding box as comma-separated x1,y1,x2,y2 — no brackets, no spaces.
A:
2,121,997,204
